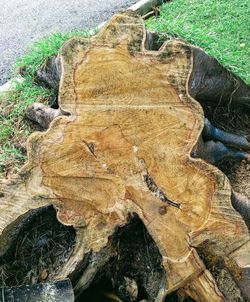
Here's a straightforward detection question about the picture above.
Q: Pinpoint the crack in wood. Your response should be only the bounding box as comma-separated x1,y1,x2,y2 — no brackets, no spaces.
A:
82,140,96,158
143,174,180,208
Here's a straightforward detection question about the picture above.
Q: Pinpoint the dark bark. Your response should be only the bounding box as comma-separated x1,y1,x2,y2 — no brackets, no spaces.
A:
145,30,164,50
231,191,250,230
34,55,61,91
190,47,250,111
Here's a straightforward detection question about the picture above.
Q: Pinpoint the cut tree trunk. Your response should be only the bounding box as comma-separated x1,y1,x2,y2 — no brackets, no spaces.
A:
33,32,250,117
0,11,249,302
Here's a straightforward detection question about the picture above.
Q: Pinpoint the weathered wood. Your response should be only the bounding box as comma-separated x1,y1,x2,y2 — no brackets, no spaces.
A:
26,102,66,129
0,11,249,301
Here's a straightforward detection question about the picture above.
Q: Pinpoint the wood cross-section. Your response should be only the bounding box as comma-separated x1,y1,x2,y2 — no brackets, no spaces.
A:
0,11,249,301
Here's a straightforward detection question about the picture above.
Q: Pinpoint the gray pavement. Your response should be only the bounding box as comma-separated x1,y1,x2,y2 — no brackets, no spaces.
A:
0,0,137,85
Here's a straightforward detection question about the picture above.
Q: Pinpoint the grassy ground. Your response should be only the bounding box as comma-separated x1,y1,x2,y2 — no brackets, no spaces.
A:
0,77,52,177
0,30,91,178
146,0,250,84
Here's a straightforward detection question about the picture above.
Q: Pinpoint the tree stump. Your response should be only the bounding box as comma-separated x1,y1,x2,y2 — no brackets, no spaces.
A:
0,11,249,302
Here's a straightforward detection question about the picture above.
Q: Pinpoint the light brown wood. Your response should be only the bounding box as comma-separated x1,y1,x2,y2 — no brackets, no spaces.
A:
0,11,249,301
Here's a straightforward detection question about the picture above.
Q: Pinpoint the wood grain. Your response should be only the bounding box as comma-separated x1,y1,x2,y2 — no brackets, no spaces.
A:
0,11,249,301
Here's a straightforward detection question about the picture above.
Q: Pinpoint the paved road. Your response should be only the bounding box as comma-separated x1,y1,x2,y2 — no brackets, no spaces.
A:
0,0,137,85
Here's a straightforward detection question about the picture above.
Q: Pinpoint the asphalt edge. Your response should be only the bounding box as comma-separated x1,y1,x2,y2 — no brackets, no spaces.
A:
0,0,164,94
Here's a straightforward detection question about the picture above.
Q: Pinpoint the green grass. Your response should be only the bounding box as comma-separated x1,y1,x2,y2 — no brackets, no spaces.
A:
0,77,53,175
0,29,93,177
14,30,93,77
146,0,250,84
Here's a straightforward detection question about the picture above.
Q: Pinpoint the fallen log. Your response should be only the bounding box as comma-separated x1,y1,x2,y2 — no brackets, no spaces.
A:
1,11,249,302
